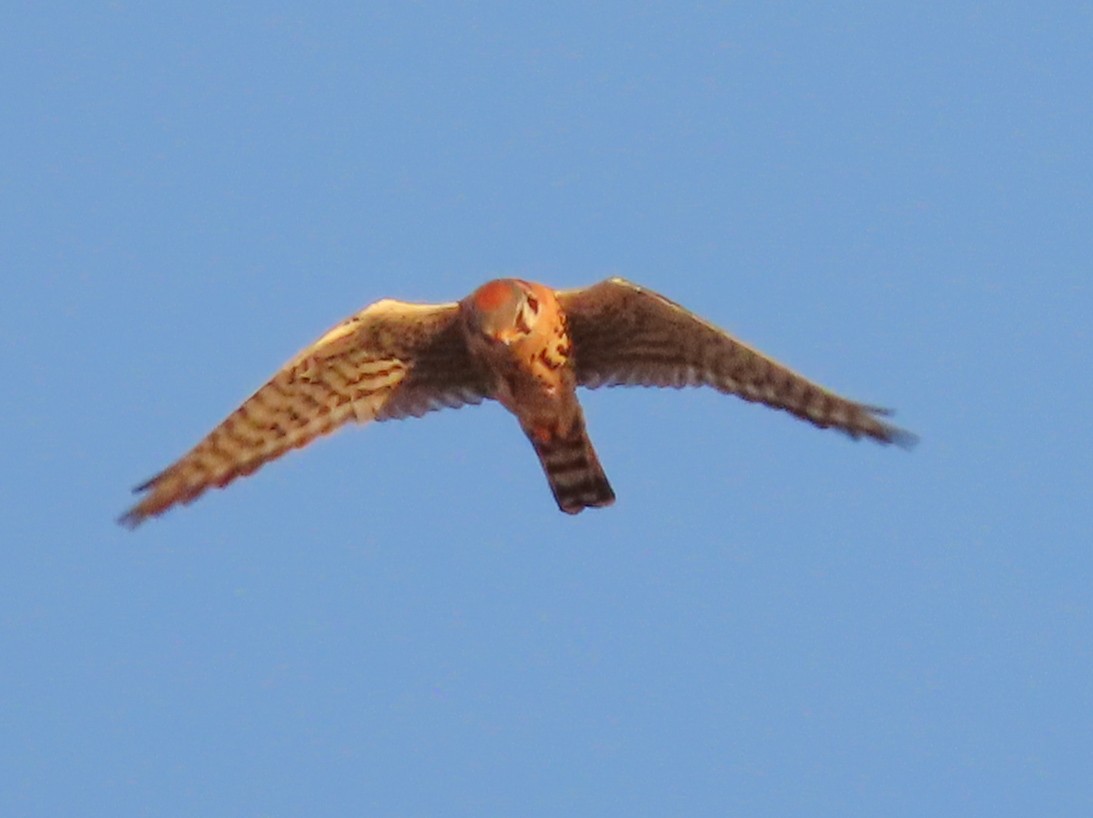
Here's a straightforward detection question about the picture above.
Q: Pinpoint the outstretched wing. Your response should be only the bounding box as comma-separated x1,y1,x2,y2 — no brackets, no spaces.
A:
120,299,491,527
558,278,915,446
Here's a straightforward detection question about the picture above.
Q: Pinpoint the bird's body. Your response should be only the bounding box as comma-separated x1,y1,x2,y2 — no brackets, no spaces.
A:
459,279,614,513
120,277,913,526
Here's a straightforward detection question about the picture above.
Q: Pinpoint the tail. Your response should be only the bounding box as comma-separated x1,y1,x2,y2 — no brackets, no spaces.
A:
524,414,615,514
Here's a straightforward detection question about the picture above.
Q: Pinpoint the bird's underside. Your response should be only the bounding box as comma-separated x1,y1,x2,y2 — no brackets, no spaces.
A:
119,277,914,527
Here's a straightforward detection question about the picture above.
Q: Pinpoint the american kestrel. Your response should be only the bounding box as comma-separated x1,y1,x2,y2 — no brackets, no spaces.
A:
119,278,914,526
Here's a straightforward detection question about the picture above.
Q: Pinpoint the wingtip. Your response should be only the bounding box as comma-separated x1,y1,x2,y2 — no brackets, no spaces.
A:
116,508,145,530
873,412,918,450
859,404,917,450
118,474,167,528
888,426,920,450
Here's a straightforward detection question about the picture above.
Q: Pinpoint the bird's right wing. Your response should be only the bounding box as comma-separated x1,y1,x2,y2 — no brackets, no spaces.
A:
120,299,492,527
558,278,915,447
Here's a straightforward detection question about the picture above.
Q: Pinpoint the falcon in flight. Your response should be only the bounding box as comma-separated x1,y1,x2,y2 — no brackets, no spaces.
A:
120,278,914,526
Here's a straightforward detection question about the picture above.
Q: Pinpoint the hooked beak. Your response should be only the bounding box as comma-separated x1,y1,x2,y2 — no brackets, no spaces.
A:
490,327,519,346
489,312,530,346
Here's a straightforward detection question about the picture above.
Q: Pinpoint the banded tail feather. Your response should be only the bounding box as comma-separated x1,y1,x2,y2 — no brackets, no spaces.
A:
525,415,615,514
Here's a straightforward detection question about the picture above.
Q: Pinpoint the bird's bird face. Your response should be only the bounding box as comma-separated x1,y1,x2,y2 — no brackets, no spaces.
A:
463,279,543,346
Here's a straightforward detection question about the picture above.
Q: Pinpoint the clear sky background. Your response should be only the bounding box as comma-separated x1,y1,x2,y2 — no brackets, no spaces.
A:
3,3,1090,817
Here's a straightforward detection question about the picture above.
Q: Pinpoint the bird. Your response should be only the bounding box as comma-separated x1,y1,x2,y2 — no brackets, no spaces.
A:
119,277,915,526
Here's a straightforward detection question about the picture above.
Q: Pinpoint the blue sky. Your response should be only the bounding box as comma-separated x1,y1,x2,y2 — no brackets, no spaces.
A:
3,3,1090,816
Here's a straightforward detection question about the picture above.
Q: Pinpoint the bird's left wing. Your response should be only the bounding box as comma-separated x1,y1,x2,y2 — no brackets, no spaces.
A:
120,299,491,527
558,278,915,447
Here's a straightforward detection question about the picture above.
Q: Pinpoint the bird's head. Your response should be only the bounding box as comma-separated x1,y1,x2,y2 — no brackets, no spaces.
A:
462,279,543,346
